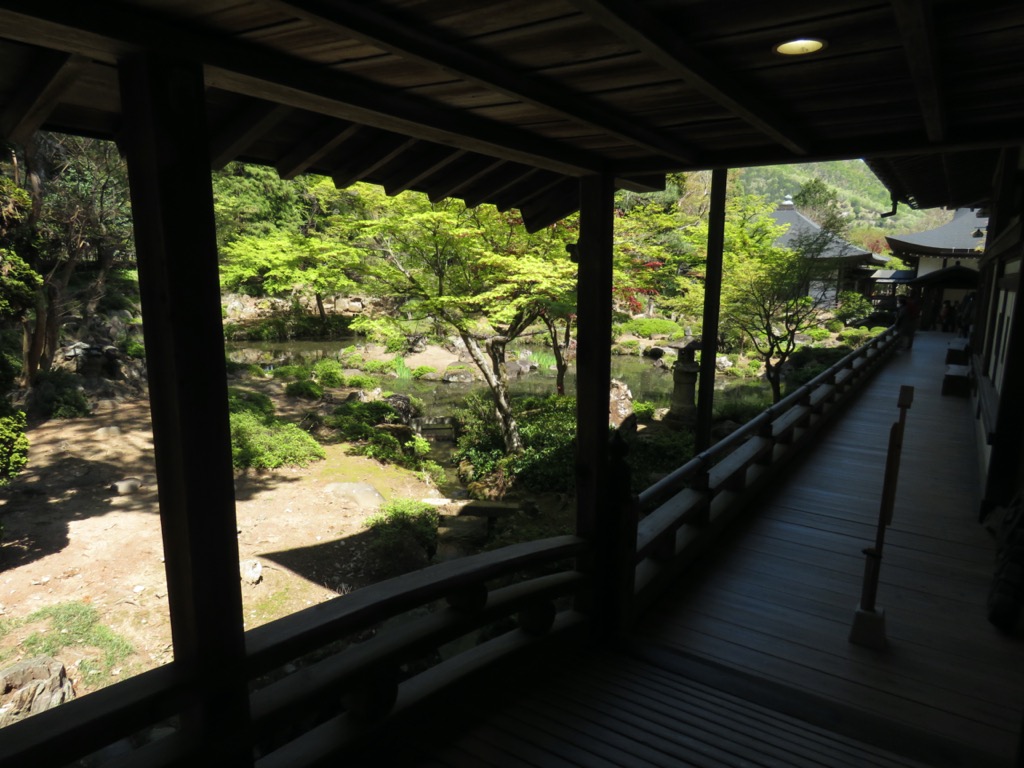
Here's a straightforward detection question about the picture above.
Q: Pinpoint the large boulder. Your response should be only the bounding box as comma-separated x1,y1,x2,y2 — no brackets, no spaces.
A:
0,657,75,727
324,482,385,511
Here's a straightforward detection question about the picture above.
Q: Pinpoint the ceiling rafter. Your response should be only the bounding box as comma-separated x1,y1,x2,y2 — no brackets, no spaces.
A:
0,48,87,145
427,157,509,203
380,146,466,196
519,179,582,230
209,101,292,170
461,165,542,209
569,0,810,156
493,172,568,214
330,131,418,188
0,2,608,179
263,0,695,164
890,0,945,142
276,119,359,179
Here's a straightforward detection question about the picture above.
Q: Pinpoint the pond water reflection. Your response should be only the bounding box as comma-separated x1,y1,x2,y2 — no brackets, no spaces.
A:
225,340,761,418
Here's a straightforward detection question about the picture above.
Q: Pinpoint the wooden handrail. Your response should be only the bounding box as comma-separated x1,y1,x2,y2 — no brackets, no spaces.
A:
245,534,588,676
630,327,901,612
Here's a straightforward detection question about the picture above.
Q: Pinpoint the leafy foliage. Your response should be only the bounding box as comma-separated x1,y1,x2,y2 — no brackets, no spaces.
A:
28,370,91,419
366,498,441,560
453,393,576,495
325,399,441,482
0,409,29,486
229,410,325,469
227,388,324,469
834,290,874,324
616,317,684,339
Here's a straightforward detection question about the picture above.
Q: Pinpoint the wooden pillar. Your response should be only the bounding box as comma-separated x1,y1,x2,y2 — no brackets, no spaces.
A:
118,54,251,763
574,173,616,633
696,168,728,451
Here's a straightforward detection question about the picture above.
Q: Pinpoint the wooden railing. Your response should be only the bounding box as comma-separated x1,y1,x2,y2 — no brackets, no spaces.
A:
0,536,589,767
0,329,899,768
625,327,901,620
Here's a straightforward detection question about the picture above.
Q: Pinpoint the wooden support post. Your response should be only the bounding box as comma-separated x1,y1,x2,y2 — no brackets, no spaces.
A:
696,168,727,451
850,385,914,650
574,173,616,637
118,54,251,762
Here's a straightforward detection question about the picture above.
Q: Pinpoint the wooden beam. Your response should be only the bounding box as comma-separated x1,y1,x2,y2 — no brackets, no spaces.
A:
492,170,561,212
890,0,946,143
275,119,359,179
0,49,87,145
265,0,695,164
460,165,541,209
426,157,508,203
570,0,810,155
381,146,466,196
209,101,292,170
519,179,583,232
117,53,251,762
0,1,608,177
331,131,418,188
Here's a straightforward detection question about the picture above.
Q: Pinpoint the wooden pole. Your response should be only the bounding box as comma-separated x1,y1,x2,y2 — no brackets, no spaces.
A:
118,53,251,763
574,173,616,635
696,168,727,451
850,385,913,649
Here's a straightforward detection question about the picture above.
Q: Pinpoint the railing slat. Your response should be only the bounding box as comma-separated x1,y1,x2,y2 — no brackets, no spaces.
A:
250,570,585,725
245,535,587,675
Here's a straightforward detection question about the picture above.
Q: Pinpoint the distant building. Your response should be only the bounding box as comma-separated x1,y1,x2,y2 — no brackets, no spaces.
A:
769,196,881,305
880,208,986,328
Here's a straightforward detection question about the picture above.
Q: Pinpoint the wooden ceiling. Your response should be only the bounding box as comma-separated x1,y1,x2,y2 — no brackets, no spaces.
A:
1,0,1023,229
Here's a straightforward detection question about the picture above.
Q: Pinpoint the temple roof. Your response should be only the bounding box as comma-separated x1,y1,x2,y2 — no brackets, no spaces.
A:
886,208,989,259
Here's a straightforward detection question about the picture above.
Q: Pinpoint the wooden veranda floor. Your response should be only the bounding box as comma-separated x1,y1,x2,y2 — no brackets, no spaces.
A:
357,331,1023,768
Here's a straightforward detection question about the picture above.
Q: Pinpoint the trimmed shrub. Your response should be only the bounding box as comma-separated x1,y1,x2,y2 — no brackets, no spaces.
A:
806,327,831,342
229,410,325,469
227,387,275,417
825,318,844,333
411,366,436,379
285,379,323,400
312,358,346,387
366,498,441,567
271,364,310,381
632,400,656,421
617,317,683,339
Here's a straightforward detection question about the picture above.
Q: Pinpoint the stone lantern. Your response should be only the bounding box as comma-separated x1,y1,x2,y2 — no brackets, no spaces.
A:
662,337,702,430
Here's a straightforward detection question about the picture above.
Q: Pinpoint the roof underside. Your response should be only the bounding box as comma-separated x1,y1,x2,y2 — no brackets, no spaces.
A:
1,1,1023,230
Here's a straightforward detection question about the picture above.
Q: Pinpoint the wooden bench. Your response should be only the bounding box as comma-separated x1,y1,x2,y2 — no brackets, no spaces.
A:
942,364,971,397
945,338,970,365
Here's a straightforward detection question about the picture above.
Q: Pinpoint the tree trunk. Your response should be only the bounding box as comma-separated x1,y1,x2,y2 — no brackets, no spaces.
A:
458,330,524,454
315,292,327,322
83,244,118,317
765,360,783,403
22,290,48,383
542,314,572,396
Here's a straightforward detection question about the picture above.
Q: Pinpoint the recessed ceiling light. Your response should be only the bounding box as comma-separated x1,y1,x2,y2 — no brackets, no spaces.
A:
774,38,826,56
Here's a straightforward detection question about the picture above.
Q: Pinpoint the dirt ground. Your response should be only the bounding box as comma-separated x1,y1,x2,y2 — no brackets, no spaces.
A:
0,348,463,696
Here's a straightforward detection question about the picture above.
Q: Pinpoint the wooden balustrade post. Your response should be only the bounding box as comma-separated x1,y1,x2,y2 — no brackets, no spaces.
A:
850,385,914,650
607,431,640,637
